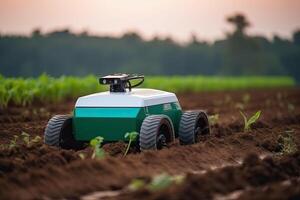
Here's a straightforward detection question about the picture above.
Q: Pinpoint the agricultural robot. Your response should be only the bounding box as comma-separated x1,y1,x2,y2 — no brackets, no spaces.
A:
44,74,210,150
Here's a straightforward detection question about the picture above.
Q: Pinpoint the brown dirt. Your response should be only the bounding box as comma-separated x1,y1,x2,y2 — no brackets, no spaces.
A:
113,152,300,200
0,88,299,200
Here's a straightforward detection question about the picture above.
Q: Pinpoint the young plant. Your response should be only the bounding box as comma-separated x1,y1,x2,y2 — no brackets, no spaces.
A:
78,153,86,160
208,114,219,126
9,135,19,149
123,132,138,157
128,179,146,191
31,135,42,144
21,132,41,147
128,173,185,192
90,136,105,159
148,173,173,191
278,130,297,155
148,173,185,191
21,132,30,146
240,110,261,131
242,93,251,104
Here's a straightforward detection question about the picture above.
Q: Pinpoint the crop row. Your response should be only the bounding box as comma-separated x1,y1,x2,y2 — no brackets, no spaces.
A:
0,74,295,108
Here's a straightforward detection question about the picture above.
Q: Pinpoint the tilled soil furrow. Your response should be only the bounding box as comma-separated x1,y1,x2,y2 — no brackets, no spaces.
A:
106,152,300,200
213,177,300,200
0,123,297,200
0,140,257,199
0,89,299,200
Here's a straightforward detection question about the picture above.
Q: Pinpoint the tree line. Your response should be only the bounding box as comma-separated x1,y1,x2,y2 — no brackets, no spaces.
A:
0,14,299,82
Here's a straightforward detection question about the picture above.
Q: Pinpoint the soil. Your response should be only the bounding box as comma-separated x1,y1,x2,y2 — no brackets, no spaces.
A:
114,152,300,200
0,88,299,200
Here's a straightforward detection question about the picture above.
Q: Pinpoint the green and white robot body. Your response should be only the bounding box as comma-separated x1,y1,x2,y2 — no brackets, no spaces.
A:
44,74,210,151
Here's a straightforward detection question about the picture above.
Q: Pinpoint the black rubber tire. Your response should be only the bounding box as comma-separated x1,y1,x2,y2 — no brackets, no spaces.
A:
44,115,69,147
178,111,210,145
44,115,84,149
139,115,175,151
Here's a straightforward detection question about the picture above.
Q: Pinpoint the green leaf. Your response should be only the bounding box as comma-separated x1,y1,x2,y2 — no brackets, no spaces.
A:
125,132,138,141
239,111,248,130
31,136,41,143
9,135,19,149
130,132,138,141
240,110,261,131
208,114,219,126
123,132,138,157
21,132,30,145
90,136,104,147
90,136,105,159
21,132,29,137
94,148,106,159
78,153,86,160
242,93,251,104
128,179,146,191
247,110,261,127
124,132,130,140
148,173,173,191
172,175,185,184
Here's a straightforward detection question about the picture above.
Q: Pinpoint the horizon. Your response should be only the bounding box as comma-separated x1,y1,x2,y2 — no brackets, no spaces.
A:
0,27,298,45
1,0,300,42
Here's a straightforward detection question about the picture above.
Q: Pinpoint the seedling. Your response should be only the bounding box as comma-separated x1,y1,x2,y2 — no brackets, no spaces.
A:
172,175,185,184
31,135,42,144
148,173,173,191
127,173,185,192
21,132,41,147
128,179,146,191
148,173,185,191
8,135,19,149
90,136,105,159
240,110,261,131
21,132,30,146
242,93,251,104
0,85,11,108
208,114,219,126
78,153,86,160
124,132,138,157
278,130,297,155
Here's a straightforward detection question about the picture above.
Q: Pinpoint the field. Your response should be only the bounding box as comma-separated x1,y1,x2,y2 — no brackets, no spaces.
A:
0,75,295,107
0,84,299,199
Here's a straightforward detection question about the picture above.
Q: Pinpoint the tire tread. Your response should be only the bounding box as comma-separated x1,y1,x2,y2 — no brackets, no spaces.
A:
44,115,69,147
139,115,174,151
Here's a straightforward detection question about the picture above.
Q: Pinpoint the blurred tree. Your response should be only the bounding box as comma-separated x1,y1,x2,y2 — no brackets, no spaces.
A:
122,32,142,42
32,28,42,37
279,30,300,82
47,29,72,37
220,13,284,76
293,30,300,46
227,13,250,36
0,16,299,83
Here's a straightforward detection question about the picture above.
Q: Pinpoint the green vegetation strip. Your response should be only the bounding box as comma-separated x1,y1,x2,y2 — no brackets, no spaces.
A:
0,74,295,108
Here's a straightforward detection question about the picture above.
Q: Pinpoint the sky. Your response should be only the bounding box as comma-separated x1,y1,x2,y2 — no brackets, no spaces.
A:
0,0,299,42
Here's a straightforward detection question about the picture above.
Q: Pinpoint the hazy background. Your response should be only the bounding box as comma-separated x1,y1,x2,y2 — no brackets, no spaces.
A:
0,0,299,81
1,0,300,41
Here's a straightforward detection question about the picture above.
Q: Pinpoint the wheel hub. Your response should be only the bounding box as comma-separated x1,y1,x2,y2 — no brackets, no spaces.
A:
157,134,167,149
